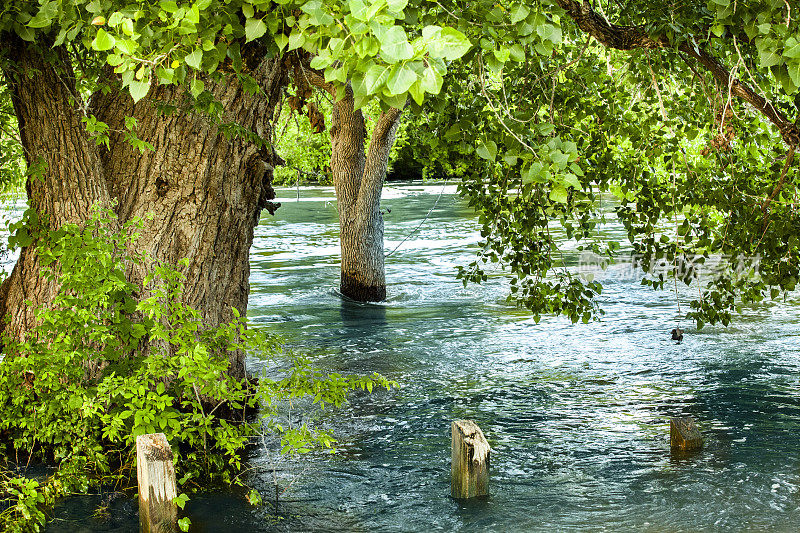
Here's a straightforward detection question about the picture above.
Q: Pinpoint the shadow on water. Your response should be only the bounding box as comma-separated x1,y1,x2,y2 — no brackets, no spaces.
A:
338,295,388,331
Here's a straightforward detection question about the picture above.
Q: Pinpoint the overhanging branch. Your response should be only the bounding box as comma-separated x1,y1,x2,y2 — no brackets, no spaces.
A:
556,0,800,147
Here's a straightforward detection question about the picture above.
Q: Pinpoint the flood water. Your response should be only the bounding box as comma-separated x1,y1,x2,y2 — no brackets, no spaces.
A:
49,183,800,532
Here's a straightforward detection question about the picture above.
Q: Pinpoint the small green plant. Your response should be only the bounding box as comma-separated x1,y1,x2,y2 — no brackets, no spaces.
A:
0,206,393,531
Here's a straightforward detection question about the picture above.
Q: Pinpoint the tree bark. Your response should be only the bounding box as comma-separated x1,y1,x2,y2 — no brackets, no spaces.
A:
334,97,403,302
0,38,286,379
0,39,113,342
296,64,403,301
92,61,286,378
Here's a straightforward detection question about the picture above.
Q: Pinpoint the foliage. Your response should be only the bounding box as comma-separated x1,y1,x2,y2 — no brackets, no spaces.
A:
9,0,471,112
0,206,393,531
3,0,797,329
393,0,800,327
273,93,333,185
0,85,25,193
272,90,419,185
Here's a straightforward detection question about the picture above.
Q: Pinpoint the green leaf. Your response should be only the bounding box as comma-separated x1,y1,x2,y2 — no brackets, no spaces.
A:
562,173,581,189
309,51,334,70
381,91,406,109
387,0,408,12
160,0,179,12
536,23,562,45
245,18,267,42
784,38,800,59
190,78,205,98
15,25,36,42
509,44,525,62
788,61,800,88
493,47,510,63
758,41,781,68
92,28,116,51
409,81,425,105
349,0,369,20
288,31,306,51
476,140,497,161
386,63,417,94
510,4,530,24
29,1,58,28
274,34,289,51
428,27,471,60
419,66,443,94
549,185,568,204
380,26,414,63
129,80,151,103
365,64,390,94
184,49,202,70
301,0,334,25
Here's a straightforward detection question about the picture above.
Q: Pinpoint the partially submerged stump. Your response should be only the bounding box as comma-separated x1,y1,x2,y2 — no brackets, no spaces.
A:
137,433,178,533
670,417,703,452
451,420,490,499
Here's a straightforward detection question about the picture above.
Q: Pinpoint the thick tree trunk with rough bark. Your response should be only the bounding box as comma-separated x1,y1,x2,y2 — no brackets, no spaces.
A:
92,61,285,378
0,40,113,342
0,38,286,379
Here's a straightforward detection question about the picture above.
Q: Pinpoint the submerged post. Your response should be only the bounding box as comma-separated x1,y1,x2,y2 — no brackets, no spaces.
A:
670,417,703,452
137,433,178,533
451,420,490,499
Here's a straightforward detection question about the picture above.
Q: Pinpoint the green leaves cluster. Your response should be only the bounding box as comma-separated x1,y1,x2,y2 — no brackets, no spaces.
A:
14,0,472,107
403,0,800,328
708,0,800,93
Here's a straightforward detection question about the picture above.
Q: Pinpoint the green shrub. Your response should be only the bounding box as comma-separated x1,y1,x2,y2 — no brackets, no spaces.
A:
0,206,392,531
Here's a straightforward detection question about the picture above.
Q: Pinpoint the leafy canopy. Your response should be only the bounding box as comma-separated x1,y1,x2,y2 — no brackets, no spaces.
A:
8,0,473,109
399,0,800,326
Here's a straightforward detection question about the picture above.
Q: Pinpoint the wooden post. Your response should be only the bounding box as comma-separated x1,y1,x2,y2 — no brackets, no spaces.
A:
670,417,703,451
137,433,178,533
451,420,490,499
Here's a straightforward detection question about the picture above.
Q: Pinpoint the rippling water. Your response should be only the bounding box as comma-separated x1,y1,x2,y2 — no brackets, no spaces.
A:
49,184,800,532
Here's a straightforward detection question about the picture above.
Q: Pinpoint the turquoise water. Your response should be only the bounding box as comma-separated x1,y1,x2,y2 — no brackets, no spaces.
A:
50,183,800,531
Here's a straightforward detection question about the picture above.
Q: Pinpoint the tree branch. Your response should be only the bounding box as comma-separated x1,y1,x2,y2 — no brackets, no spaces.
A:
359,106,404,212
555,0,800,147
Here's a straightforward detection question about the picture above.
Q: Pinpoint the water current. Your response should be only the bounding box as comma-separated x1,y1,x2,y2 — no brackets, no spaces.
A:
48,183,800,532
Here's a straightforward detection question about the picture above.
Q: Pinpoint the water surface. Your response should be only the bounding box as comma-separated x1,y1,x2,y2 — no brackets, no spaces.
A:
50,183,800,532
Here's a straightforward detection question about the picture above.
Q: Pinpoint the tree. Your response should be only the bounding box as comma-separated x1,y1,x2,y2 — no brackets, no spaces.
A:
281,13,472,301
0,3,286,377
394,0,800,327
0,1,474,341
290,62,404,301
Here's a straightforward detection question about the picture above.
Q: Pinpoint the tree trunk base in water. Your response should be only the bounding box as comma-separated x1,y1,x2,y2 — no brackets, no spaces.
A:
341,273,386,302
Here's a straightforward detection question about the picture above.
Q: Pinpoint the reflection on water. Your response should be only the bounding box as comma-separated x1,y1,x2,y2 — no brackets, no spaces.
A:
49,184,800,532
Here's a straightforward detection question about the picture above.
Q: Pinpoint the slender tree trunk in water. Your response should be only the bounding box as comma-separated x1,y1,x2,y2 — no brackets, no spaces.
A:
334,101,403,302
0,38,286,379
296,65,403,302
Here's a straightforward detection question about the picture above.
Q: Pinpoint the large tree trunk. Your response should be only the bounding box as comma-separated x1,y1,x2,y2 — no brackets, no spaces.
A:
0,39,113,341
92,61,286,379
0,38,286,379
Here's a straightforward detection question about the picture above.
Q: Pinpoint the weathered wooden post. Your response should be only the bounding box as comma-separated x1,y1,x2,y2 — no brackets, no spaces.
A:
451,420,490,499
670,417,703,452
137,433,178,533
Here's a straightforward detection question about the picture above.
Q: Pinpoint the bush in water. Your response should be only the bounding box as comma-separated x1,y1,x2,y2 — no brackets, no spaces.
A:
0,206,393,532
